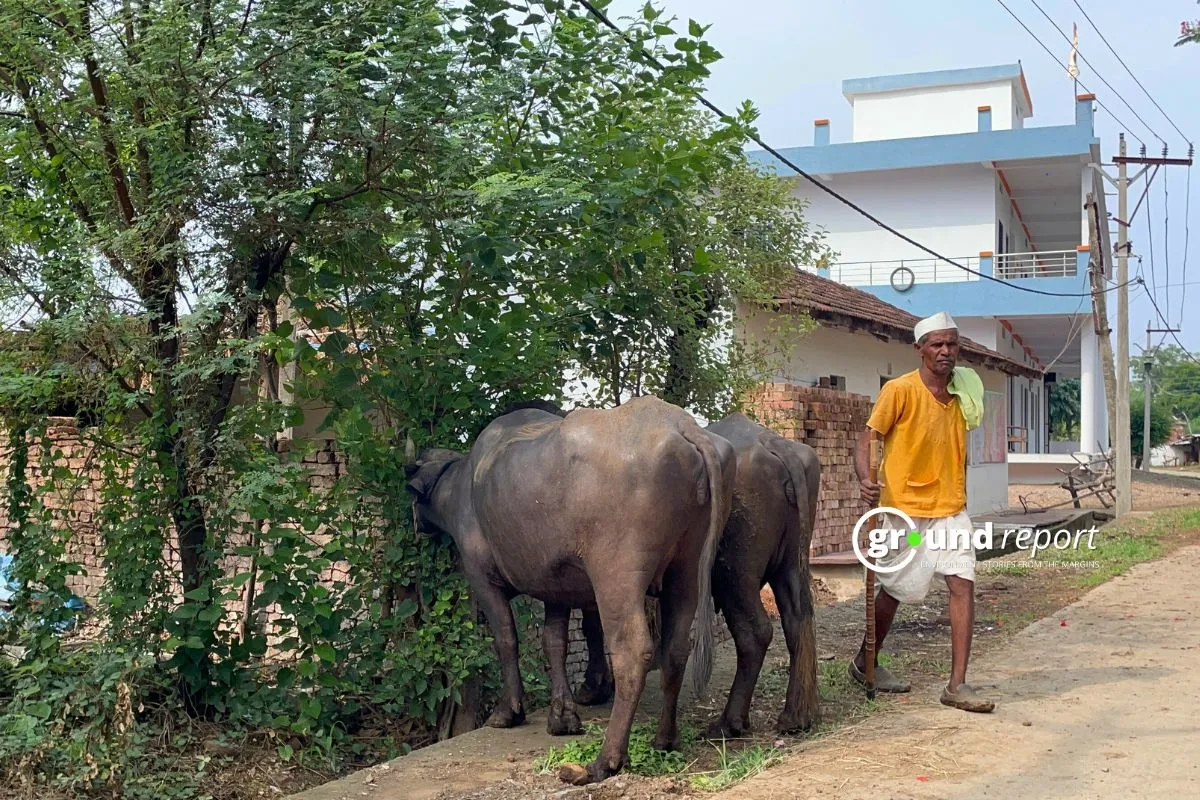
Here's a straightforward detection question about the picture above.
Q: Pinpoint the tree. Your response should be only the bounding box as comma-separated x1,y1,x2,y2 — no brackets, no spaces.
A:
1134,345,1200,429
0,0,825,787
1178,3,1200,45
1131,391,1175,467
1049,378,1081,441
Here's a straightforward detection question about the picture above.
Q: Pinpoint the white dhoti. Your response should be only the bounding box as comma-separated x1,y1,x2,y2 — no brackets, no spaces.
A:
873,509,976,604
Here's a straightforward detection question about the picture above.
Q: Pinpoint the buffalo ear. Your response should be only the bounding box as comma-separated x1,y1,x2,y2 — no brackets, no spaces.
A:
405,458,455,501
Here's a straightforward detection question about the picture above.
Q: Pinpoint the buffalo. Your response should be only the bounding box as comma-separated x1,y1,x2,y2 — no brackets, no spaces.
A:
577,412,821,737
404,395,736,784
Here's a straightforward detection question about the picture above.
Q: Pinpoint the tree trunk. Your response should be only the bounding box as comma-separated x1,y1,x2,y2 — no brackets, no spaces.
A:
662,280,719,410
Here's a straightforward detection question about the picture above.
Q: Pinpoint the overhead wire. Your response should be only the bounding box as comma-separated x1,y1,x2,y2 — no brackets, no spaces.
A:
1142,281,1200,368
1164,165,1171,322
1146,184,1160,311
993,0,1147,148
1065,0,1194,328
1044,290,1089,370
1071,0,1192,146
574,0,1134,299
1027,0,1165,146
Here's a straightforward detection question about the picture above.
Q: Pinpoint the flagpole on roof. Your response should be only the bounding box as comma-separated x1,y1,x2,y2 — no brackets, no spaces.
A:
1067,22,1080,95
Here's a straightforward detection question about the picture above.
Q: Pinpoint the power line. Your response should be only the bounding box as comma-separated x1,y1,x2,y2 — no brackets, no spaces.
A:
1147,182,1160,311
1147,279,1200,289
1044,290,1089,370
1164,165,1171,321
574,0,1134,300
1142,280,1200,368
1071,0,1192,146
1027,0,1165,145
994,0,1147,148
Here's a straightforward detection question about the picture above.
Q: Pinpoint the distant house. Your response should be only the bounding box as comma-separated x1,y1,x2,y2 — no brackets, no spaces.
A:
745,268,1039,515
748,63,1112,482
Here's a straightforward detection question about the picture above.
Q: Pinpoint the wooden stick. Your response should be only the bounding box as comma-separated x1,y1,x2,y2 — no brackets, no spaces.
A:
864,431,882,701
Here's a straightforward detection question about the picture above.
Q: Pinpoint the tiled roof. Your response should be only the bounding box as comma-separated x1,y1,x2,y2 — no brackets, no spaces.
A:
776,269,1042,379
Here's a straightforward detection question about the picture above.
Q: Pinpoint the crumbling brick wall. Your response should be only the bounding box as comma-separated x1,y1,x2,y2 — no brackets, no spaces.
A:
0,421,354,648
0,419,731,688
746,382,874,557
0,419,107,601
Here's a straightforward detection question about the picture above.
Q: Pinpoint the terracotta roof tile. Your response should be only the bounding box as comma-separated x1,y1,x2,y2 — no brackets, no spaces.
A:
776,269,1042,378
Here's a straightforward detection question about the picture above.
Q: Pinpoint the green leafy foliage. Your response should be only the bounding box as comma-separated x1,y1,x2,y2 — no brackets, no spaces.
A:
1049,378,1081,441
1136,345,1200,430
535,722,696,777
0,0,825,794
689,741,785,791
1130,390,1174,462
0,646,209,799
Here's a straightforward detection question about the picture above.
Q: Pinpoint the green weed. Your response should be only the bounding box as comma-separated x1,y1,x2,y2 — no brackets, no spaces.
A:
534,722,697,777
689,741,785,791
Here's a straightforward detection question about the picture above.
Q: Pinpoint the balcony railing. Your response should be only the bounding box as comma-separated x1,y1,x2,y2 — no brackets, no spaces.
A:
807,249,1083,287
817,256,982,287
993,250,1078,280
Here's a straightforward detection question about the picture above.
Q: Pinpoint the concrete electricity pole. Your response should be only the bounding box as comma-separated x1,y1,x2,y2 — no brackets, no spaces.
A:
1143,324,1182,470
1096,135,1192,516
1116,134,1130,515
1143,327,1152,471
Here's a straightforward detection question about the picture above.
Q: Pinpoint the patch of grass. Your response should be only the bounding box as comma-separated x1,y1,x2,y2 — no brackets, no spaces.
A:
756,662,790,697
1026,507,1200,587
816,658,854,701
990,608,1039,629
688,741,785,792
534,722,697,777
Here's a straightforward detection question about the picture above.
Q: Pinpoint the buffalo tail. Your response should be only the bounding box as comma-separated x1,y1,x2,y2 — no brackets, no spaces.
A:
682,428,727,699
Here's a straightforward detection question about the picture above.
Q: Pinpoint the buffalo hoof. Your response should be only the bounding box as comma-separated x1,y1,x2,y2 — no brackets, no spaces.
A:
652,733,680,752
546,699,582,736
702,718,748,740
557,763,591,785
486,703,526,729
574,678,613,706
558,759,618,785
775,708,815,734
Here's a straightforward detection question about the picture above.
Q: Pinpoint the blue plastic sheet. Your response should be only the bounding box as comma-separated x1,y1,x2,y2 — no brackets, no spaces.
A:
0,552,87,632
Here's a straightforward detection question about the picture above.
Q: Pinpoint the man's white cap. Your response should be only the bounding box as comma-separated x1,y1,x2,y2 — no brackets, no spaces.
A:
914,311,957,343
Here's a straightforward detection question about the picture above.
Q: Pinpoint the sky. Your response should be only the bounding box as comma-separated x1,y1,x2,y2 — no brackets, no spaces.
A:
607,0,1199,354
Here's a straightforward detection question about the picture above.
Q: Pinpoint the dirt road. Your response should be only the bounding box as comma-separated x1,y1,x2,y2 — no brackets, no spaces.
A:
292,538,1200,800
722,544,1200,799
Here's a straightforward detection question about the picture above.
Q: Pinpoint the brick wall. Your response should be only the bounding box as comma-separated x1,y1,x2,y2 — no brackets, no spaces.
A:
746,383,874,557
562,602,731,687
0,420,719,687
0,419,107,601
0,421,354,649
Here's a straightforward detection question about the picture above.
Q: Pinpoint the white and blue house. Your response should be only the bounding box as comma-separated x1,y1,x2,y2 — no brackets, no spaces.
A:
749,63,1112,481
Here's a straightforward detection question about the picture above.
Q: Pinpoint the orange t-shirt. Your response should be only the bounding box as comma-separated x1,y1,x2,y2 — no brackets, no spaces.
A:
866,370,967,518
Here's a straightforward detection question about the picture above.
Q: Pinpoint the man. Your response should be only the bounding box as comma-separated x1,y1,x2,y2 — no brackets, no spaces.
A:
849,311,995,713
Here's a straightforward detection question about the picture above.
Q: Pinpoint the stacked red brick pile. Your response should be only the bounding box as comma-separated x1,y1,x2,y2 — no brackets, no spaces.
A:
746,383,874,557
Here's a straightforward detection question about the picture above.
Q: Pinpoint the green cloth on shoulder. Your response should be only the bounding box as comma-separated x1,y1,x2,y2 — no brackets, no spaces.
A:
948,366,985,431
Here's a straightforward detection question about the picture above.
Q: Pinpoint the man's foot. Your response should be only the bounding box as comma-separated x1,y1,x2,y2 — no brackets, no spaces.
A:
848,658,911,693
940,684,995,713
